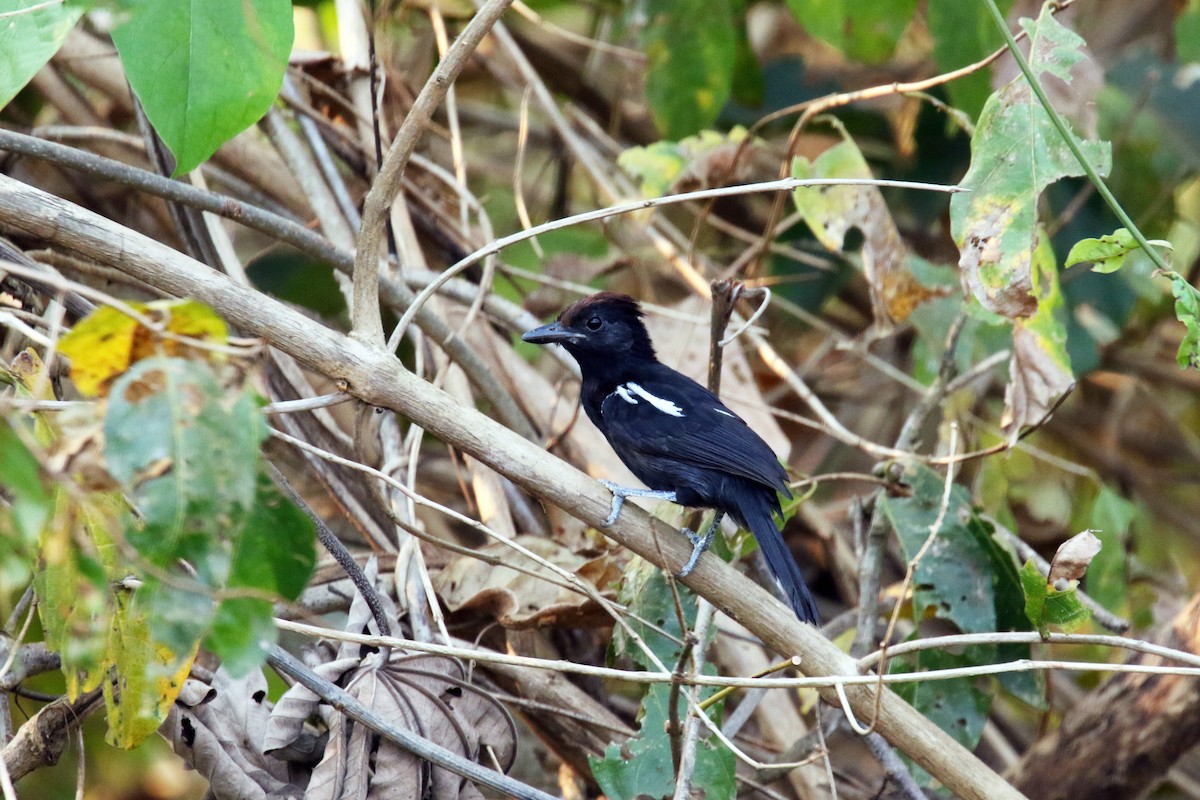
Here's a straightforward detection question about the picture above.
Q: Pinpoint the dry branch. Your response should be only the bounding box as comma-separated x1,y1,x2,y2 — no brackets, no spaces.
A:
0,174,1026,800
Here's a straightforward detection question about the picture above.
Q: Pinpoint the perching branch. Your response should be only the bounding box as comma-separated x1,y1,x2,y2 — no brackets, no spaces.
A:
0,172,1027,800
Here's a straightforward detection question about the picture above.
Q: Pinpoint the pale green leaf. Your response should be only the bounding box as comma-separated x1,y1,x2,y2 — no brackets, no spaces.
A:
0,0,82,110
1065,228,1173,274
786,0,917,63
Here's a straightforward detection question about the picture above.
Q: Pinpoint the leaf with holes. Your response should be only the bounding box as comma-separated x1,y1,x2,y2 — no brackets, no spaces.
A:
891,646,992,786
950,5,1111,319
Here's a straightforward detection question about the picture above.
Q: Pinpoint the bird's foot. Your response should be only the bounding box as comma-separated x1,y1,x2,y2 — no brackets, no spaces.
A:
677,511,725,577
598,481,676,527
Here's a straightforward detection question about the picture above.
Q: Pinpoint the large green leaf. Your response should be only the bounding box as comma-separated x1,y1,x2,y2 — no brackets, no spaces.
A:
881,465,1023,634
950,6,1111,320
0,0,82,110
928,0,1012,120
110,0,293,174
891,646,991,779
103,355,314,676
641,0,737,138
105,356,263,583
786,0,916,64
207,471,316,673
590,682,734,800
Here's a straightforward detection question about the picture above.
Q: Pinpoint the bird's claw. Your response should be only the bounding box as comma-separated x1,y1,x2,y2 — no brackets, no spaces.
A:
677,526,715,577
599,480,624,526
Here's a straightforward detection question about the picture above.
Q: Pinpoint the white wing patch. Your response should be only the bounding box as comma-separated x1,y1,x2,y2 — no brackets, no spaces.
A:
714,408,737,418
625,382,685,417
614,385,637,404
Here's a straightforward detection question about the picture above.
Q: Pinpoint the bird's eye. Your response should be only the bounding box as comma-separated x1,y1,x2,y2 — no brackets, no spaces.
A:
585,316,603,331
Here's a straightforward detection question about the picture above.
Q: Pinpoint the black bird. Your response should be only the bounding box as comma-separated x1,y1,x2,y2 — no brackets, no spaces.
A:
523,292,819,624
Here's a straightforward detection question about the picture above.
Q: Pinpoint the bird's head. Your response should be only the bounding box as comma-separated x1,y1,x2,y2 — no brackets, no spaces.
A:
522,292,656,364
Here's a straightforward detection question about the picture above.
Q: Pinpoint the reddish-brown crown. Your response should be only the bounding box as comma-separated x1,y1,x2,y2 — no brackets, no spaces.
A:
559,292,643,327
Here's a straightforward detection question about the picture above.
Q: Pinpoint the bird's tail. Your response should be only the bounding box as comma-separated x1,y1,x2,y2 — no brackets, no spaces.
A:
738,495,820,624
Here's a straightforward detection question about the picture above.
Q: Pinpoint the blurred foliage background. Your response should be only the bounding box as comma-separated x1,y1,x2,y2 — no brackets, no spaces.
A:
2,0,1200,797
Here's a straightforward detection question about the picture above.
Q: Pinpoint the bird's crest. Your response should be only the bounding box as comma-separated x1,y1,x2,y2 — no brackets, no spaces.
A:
559,292,643,327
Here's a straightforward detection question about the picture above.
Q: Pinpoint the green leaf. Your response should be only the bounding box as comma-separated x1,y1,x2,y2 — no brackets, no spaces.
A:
950,5,1111,319
1064,228,1173,274
1019,559,1047,633
205,471,316,675
786,0,917,63
207,597,276,676
589,683,734,800
103,355,314,674
1171,274,1200,369
641,0,737,138
1020,559,1090,635
36,491,114,698
0,420,49,545
1177,0,1200,64
104,585,198,748
597,561,733,800
891,646,991,785
613,560,697,669
105,357,263,581
619,128,750,198
1084,486,1134,613
880,465,1024,634
0,0,83,110
928,0,1012,119
110,0,293,174
791,137,876,253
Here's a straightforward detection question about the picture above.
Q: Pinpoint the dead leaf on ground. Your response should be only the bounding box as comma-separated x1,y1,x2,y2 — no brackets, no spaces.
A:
161,668,303,800
263,559,518,799
434,535,622,628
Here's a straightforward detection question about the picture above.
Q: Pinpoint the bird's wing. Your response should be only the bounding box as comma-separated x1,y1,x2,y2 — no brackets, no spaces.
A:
599,369,790,494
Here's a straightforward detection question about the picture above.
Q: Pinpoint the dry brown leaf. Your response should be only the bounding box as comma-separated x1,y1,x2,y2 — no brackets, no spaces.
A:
1048,529,1103,585
433,535,621,628
265,560,518,799
1001,323,1075,439
161,669,302,800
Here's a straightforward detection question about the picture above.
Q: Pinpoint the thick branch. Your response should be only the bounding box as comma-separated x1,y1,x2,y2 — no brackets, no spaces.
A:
0,174,1026,800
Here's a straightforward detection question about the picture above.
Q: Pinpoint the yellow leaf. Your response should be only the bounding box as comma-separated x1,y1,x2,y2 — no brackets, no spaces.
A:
58,306,142,397
104,589,199,749
59,300,229,397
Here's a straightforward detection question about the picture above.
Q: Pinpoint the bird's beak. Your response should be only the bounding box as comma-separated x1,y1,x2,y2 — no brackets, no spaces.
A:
522,321,584,345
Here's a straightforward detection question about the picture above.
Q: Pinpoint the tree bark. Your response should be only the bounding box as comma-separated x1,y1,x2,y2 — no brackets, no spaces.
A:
1011,594,1200,799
